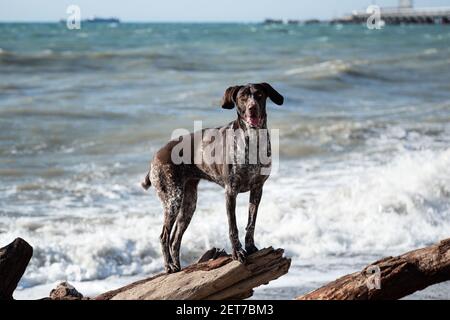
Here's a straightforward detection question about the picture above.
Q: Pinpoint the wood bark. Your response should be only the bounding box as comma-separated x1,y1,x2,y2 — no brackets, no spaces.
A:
297,238,450,300
0,238,33,300
96,247,291,300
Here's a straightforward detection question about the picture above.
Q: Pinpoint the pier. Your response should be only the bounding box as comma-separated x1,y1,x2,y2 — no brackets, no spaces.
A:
333,1,450,25
264,1,450,25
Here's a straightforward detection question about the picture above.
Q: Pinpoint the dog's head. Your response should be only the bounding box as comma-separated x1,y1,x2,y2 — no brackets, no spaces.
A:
221,83,284,128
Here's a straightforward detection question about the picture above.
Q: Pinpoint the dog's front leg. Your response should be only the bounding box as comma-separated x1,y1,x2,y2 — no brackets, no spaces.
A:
226,190,246,263
245,185,263,255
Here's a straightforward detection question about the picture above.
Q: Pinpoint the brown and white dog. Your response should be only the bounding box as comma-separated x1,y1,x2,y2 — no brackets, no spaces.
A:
142,83,284,273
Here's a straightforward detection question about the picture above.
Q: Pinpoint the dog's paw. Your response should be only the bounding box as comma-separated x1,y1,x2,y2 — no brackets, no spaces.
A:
165,263,181,274
245,244,259,255
232,247,247,263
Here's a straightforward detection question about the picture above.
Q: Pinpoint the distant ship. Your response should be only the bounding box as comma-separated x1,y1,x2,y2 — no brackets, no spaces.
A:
263,19,283,25
83,17,120,24
59,17,120,24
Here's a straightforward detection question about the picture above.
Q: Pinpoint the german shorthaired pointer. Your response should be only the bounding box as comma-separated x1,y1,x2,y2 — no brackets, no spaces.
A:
142,83,284,273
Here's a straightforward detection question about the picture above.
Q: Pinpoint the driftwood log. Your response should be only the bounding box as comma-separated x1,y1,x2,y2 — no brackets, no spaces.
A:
3,236,450,300
96,247,291,300
297,238,450,300
0,238,33,300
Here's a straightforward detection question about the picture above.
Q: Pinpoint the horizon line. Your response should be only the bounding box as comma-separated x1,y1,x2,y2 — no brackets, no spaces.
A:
0,18,328,24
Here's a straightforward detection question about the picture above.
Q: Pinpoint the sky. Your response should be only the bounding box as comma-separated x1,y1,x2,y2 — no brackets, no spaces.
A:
1,0,450,22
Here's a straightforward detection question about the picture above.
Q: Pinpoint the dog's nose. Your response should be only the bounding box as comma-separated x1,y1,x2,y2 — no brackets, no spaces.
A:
248,106,258,117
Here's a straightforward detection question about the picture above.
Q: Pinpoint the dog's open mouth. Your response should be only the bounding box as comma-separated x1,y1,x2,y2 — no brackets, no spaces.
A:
244,116,262,128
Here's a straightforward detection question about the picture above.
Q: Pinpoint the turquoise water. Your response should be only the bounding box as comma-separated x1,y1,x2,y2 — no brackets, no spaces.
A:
1,23,450,298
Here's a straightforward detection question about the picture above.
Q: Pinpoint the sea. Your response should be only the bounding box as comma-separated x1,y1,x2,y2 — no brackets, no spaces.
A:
1,22,450,299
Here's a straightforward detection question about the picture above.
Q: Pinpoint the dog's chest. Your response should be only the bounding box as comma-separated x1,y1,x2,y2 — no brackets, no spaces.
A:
229,163,270,192
227,128,271,192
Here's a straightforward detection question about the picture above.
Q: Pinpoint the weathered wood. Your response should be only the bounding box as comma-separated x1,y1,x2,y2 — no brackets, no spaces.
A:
96,247,291,300
0,238,33,300
297,238,450,300
197,248,228,263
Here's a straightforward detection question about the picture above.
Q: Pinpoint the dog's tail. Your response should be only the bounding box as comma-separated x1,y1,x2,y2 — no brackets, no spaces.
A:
141,170,151,190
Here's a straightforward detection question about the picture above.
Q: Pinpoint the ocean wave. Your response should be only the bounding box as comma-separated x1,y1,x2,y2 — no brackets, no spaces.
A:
0,49,171,68
0,108,125,120
0,48,227,73
277,116,450,158
265,148,450,258
283,59,385,81
0,48,270,73
285,59,355,77
283,47,450,82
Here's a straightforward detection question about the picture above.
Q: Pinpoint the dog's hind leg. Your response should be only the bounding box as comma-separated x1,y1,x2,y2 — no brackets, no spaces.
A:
159,189,183,273
152,165,184,274
170,179,199,271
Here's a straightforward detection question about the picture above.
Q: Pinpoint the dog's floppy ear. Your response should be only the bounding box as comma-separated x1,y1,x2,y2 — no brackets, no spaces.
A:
221,85,242,109
259,82,284,106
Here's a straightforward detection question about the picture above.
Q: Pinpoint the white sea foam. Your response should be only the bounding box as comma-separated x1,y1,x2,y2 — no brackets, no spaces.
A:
2,143,449,294
264,148,450,258
284,59,367,78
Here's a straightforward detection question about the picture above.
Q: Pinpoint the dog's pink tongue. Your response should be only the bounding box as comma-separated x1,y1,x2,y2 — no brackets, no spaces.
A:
247,117,260,127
